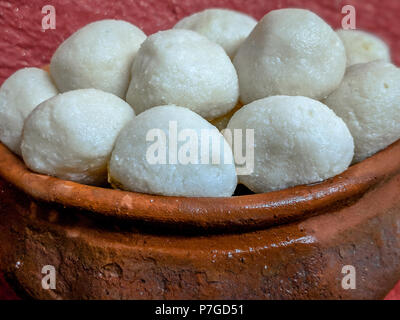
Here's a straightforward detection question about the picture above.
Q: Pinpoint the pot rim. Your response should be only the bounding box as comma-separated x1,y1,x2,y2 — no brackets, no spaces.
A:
0,138,399,231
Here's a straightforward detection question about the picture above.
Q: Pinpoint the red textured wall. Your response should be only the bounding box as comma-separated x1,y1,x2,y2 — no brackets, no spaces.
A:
0,0,399,299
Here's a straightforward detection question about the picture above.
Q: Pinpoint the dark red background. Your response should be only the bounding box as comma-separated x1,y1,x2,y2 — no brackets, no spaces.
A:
0,0,399,299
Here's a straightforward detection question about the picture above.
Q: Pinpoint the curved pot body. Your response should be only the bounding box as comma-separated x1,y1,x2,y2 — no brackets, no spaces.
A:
0,141,399,299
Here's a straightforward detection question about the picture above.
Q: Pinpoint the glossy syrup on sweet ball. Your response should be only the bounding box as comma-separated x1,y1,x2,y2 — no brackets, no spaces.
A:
233,8,347,104
125,29,239,120
21,89,135,186
174,8,257,59
108,105,237,197
324,60,400,163
0,68,58,155
50,20,146,98
227,96,354,193
336,29,391,67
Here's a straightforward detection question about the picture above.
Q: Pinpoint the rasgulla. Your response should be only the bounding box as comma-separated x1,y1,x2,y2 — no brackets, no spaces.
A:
174,8,257,58
233,9,347,104
126,29,239,120
50,20,146,98
324,60,400,163
227,96,354,193
0,68,58,155
108,105,237,197
21,89,135,185
336,29,391,67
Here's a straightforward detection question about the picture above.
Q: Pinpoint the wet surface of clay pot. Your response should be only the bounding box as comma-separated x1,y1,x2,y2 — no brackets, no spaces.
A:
0,138,399,299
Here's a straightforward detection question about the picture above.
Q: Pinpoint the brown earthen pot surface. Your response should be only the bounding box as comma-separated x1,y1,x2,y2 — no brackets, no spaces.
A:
0,137,399,299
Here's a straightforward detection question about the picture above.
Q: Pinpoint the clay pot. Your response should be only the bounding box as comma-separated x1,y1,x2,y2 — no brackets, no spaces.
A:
0,127,399,299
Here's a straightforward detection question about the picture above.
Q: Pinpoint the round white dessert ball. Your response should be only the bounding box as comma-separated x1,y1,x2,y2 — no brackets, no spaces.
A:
336,29,391,67
109,105,237,197
233,8,347,104
323,61,400,163
126,29,239,120
50,19,146,98
21,89,135,186
227,96,354,193
174,8,257,58
0,67,58,155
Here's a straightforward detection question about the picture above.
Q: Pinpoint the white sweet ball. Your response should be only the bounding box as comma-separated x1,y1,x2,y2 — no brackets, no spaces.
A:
109,105,237,197
0,68,58,155
50,20,146,98
336,29,391,67
126,29,239,120
174,8,257,58
21,89,135,185
227,96,354,193
324,61,400,163
233,9,347,104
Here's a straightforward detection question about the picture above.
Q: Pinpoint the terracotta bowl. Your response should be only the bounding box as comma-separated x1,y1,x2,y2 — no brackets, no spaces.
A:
0,119,399,299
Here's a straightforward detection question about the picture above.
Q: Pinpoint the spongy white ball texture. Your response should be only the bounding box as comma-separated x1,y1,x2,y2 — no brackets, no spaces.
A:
0,68,58,155
50,20,146,98
109,105,237,197
174,8,257,58
227,96,354,193
324,61,400,163
126,29,239,120
336,29,391,67
21,89,135,185
233,9,347,104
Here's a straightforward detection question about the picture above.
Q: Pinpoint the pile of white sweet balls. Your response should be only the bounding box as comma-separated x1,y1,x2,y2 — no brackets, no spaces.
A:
0,8,399,198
